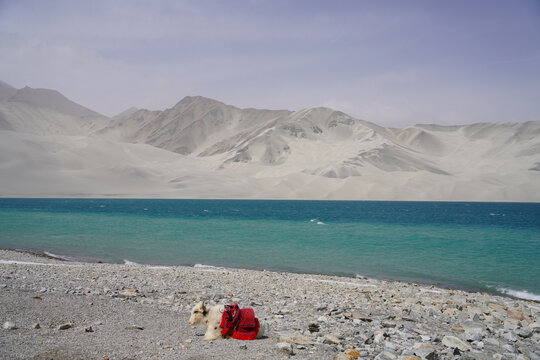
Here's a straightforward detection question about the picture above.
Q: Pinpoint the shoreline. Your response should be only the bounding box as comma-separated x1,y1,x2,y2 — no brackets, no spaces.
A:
2,196,540,204
1,248,539,359
5,247,540,304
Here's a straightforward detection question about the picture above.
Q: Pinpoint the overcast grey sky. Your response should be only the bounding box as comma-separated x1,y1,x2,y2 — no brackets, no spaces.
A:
1,0,539,127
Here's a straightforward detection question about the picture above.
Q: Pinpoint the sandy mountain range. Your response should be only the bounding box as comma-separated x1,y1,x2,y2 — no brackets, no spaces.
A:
0,81,538,200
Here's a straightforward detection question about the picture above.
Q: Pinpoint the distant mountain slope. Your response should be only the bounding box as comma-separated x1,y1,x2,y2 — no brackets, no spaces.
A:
0,81,538,201
113,107,139,119
0,86,108,135
108,96,540,179
0,81,17,100
10,86,103,118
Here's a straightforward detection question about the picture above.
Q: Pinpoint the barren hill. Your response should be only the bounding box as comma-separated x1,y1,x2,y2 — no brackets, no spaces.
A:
0,82,538,201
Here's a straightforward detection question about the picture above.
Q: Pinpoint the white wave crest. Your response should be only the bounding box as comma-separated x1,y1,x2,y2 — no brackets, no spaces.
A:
44,251,72,261
194,263,225,272
123,259,141,266
497,287,540,302
194,263,216,268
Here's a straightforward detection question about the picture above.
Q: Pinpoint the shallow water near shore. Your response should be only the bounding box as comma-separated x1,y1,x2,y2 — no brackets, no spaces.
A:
1,198,539,300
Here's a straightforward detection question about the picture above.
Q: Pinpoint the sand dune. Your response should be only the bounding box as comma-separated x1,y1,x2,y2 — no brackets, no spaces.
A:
0,81,538,201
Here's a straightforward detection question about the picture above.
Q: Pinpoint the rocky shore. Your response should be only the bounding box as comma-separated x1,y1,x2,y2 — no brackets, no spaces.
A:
1,249,539,360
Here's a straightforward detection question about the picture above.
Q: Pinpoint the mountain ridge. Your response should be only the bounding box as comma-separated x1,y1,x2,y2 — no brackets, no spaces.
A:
0,82,538,201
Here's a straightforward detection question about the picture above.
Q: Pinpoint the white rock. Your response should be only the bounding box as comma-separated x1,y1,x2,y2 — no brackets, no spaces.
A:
3,321,16,330
374,333,385,344
503,331,519,342
318,315,329,323
502,344,516,353
277,342,296,355
483,337,499,347
374,351,397,360
515,328,532,338
441,335,471,351
323,334,341,345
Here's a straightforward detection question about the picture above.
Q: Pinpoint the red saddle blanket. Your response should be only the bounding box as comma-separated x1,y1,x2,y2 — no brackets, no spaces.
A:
220,304,260,340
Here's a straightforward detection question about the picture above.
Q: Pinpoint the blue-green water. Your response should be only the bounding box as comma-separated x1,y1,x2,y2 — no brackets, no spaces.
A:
0,199,539,300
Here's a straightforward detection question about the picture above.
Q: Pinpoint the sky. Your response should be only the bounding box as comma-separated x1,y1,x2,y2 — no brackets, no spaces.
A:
0,0,539,127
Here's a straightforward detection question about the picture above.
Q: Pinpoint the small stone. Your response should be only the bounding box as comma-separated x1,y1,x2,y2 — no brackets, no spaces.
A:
125,325,144,331
441,335,471,351
503,318,520,330
374,351,397,360
350,311,372,322
483,337,499,347
413,343,438,359
528,323,540,333
239,344,247,350
119,289,139,298
382,321,396,328
3,321,16,330
58,323,72,330
277,342,296,356
374,333,385,344
344,350,361,359
85,326,94,332
506,309,524,320
464,330,483,342
323,334,341,345
32,323,40,329
502,344,516,353
515,328,532,338
279,331,314,345
503,331,519,342
317,315,329,323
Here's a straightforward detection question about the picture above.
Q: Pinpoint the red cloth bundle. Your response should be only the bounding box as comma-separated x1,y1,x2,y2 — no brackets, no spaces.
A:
220,304,260,340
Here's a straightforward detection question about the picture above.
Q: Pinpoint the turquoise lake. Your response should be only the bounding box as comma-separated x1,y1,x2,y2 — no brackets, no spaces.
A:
0,199,539,301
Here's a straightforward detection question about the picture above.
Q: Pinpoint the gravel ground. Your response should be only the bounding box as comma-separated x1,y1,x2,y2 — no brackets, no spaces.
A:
1,249,539,360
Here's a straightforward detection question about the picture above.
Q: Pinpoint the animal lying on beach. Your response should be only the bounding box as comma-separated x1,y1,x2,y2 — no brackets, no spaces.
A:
189,298,265,340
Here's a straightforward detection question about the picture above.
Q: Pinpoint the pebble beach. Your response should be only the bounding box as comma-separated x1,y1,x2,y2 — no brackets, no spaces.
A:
1,249,539,360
